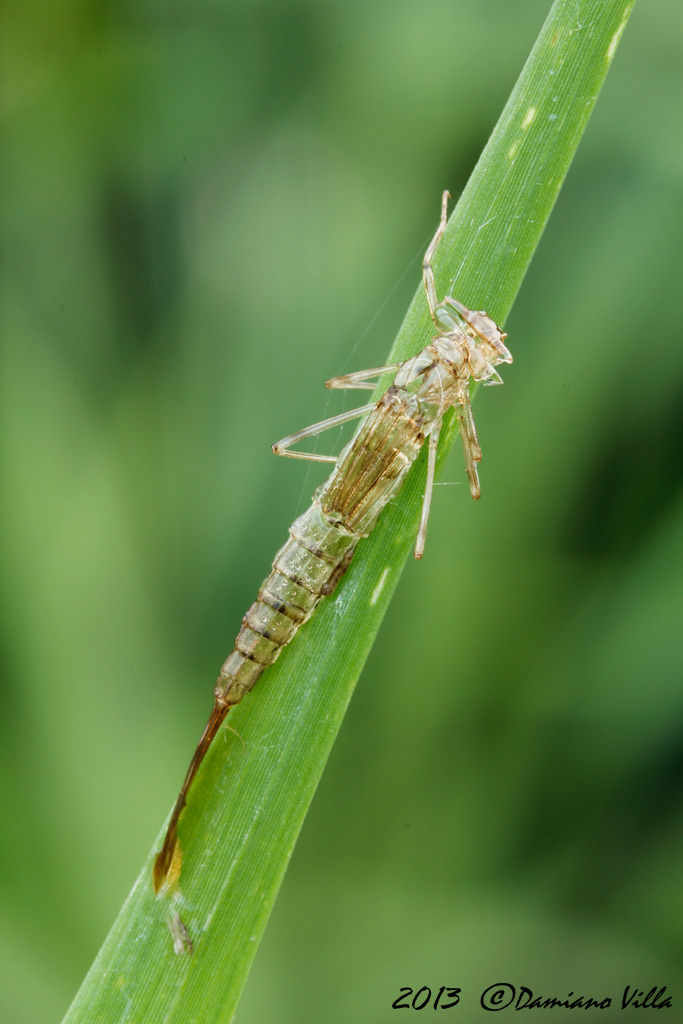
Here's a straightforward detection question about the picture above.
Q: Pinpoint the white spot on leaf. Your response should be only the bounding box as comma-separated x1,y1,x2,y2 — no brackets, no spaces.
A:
607,11,630,62
522,107,537,129
370,568,389,606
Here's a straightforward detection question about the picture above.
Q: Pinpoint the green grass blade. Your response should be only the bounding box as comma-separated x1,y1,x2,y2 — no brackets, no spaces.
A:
63,1,636,1021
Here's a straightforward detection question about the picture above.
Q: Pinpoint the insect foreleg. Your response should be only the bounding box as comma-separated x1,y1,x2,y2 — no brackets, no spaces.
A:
414,418,442,560
325,363,401,391
272,402,376,463
423,189,450,319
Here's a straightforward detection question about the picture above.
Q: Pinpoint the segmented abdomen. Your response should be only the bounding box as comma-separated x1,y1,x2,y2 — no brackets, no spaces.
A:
321,386,425,535
215,502,356,707
215,385,425,709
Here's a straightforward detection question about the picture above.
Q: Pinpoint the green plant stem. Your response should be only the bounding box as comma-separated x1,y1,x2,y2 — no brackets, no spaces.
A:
63,2,636,1022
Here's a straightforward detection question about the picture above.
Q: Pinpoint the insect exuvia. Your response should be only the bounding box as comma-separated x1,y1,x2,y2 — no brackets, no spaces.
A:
152,190,512,893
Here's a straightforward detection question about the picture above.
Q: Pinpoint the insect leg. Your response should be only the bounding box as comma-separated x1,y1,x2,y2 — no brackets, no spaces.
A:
272,402,376,463
325,363,401,391
423,189,451,319
455,389,482,500
414,417,441,560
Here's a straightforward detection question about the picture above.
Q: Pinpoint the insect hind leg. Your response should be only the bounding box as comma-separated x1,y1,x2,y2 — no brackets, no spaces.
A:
272,402,376,464
325,363,401,391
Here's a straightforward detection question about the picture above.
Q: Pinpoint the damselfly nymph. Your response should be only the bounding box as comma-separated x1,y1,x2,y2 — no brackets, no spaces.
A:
153,190,512,894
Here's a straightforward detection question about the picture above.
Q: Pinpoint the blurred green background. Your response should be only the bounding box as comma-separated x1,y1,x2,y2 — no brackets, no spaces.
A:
2,1,682,1021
